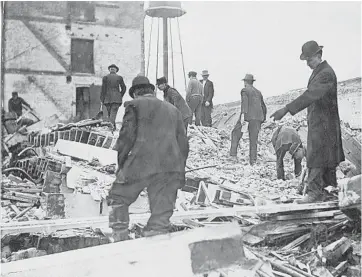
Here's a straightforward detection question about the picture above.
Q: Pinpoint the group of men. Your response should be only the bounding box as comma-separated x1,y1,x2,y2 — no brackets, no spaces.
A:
106,40,345,242
6,40,344,242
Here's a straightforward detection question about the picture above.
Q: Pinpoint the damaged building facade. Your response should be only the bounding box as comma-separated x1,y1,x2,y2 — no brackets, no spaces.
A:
3,1,144,121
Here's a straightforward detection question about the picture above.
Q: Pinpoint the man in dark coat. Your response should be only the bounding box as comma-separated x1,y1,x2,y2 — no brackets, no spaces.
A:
8,91,32,117
271,125,305,180
100,64,127,130
230,74,267,165
200,70,214,127
156,76,192,132
271,41,345,203
107,76,189,241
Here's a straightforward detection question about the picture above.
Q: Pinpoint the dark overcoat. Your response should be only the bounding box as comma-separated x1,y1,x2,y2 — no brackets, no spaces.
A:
240,86,267,122
101,73,127,104
113,96,189,183
286,61,345,168
200,79,214,107
163,86,192,120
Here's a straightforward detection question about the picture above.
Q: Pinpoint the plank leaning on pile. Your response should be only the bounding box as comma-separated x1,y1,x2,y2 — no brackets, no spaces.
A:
108,76,189,242
270,41,345,204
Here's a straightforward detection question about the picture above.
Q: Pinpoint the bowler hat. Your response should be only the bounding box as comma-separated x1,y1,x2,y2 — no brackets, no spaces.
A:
242,74,255,81
108,64,119,72
201,70,209,76
156,77,167,86
188,71,197,77
300,41,323,60
129,76,155,98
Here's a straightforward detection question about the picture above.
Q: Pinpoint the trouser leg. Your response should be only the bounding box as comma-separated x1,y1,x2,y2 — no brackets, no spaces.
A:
202,105,212,127
322,167,337,188
305,168,326,201
230,119,243,156
276,145,288,180
194,99,202,126
294,158,303,177
109,103,121,128
145,173,181,233
183,118,190,133
107,179,147,231
248,120,261,165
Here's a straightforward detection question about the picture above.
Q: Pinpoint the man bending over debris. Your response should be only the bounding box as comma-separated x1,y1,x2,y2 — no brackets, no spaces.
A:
271,125,305,180
270,41,344,203
156,76,192,132
108,76,189,242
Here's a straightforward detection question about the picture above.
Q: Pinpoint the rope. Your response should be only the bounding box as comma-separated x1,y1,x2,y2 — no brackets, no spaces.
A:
155,18,160,83
177,17,187,91
146,17,154,78
169,18,175,87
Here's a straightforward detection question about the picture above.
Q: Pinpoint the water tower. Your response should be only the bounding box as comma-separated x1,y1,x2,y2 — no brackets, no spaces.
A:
145,1,187,88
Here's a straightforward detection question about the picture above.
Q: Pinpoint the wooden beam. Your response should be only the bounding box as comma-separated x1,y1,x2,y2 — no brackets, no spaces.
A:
5,68,65,76
1,223,245,277
1,201,339,236
341,126,361,175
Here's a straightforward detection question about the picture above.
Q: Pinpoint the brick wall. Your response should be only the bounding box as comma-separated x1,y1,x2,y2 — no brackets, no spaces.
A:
3,1,144,122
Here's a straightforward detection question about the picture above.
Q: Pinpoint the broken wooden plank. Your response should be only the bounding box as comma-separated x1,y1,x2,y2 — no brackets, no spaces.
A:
1,223,245,277
54,139,117,166
1,202,339,236
324,237,352,266
341,127,361,175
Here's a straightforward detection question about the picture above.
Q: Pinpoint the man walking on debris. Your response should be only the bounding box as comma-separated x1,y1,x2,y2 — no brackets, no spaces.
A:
108,76,189,241
271,125,305,180
230,74,267,165
270,41,345,203
186,71,203,126
200,70,214,127
100,64,127,130
156,77,192,132
8,91,32,118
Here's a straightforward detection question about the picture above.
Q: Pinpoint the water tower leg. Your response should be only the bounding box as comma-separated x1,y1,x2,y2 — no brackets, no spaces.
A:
163,17,168,80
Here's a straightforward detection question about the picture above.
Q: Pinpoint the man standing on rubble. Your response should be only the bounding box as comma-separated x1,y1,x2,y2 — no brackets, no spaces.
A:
271,125,306,180
8,91,32,118
200,70,214,127
230,74,267,165
100,64,127,130
186,71,203,126
156,76,192,132
270,41,344,203
108,76,189,241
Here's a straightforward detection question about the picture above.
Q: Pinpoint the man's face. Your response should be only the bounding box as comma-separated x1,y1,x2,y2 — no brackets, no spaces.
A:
109,67,117,73
243,81,248,88
157,83,166,91
12,94,18,100
306,54,320,70
202,75,208,81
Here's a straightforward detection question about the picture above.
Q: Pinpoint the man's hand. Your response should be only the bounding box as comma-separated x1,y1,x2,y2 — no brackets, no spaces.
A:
270,107,288,121
205,101,210,107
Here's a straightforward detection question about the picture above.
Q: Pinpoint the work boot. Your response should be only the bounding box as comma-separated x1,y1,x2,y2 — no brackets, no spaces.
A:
111,229,130,242
142,229,169,238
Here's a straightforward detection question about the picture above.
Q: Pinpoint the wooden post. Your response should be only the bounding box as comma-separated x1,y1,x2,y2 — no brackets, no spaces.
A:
163,17,168,80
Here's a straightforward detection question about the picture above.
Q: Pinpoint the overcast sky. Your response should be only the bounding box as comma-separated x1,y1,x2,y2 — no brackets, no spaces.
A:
144,1,361,104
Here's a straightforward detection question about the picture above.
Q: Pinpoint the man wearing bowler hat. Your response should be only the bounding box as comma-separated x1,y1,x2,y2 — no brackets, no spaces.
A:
270,41,344,203
200,70,214,127
100,64,127,130
156,76,192,132
230,74,267,165
108,76,189,241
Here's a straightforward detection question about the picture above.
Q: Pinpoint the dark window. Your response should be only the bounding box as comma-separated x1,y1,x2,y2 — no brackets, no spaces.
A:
69,2,95,22
71,39,94,74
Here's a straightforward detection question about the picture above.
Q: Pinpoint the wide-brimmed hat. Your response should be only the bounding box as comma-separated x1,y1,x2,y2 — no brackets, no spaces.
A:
188,71,197,77
300,41,323,60
108,64,119,72
242,74,255,81
129,76,155,98
201,70,209,76
156,77,167,86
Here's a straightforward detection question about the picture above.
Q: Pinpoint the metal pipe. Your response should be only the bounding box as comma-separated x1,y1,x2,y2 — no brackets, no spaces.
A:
163,17,168,80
